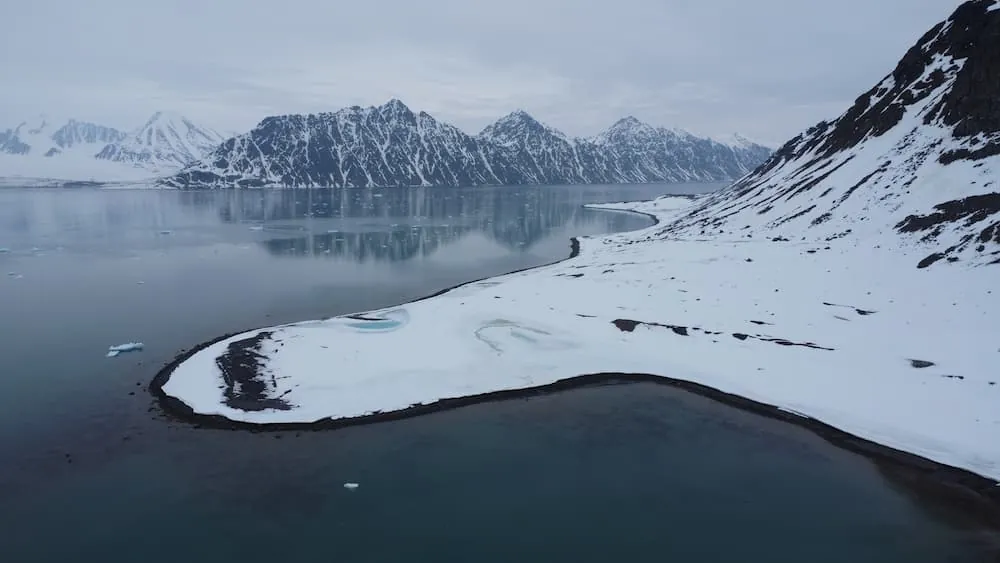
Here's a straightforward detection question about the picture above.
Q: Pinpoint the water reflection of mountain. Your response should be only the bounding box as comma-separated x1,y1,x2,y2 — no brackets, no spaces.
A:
262,226,475,262
193,188,646,262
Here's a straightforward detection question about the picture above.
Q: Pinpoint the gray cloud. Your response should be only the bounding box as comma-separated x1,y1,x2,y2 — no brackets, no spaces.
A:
0,0,961,145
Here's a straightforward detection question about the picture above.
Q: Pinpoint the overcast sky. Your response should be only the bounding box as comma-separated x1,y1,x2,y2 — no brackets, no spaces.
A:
1,0,960,146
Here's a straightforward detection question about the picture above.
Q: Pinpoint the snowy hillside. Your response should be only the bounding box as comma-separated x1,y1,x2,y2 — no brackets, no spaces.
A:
660,0,1000,269
161,102,771,188
95,111,224,173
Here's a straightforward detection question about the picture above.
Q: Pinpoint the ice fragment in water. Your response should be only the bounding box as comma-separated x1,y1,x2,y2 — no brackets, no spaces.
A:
343,482,359,490
107,342,144,357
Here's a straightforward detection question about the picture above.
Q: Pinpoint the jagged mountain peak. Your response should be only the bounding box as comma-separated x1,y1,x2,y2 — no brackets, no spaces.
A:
478,110,569,145
660,0,1000,268
380,98,411,112
610,116,656,132
489,109,545,128
595,116,660,144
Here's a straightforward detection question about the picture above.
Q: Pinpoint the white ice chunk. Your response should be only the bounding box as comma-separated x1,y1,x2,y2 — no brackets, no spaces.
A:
107,342,144,357
343,483,359,490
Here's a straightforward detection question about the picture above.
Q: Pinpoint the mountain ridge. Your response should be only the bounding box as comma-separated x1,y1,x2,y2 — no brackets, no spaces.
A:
162,101,772,188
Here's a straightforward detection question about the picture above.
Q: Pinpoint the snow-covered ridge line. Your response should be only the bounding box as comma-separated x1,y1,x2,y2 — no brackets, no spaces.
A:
161,105,773,188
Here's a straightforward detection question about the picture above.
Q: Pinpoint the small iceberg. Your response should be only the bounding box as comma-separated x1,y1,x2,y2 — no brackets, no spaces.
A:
107,342,144,358
343,482,359,490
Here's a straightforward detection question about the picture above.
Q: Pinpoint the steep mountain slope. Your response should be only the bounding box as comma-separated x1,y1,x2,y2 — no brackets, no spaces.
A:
96,111,224,172
660,0,1000,268
162,102,771,188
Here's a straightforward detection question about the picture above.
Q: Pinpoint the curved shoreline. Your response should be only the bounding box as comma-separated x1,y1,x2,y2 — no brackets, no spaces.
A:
148,199,1000,528
149,199,666,411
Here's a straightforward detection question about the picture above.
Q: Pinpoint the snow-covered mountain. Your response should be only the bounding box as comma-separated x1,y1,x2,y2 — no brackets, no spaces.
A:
659,0,1000,269
95,111,224,173
162,102,771,188
50,120,126,153
0,112,224,183
0,116,125,157
591,117,773,183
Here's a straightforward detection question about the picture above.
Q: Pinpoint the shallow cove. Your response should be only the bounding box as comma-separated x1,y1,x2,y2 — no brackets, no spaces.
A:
2,184,999,562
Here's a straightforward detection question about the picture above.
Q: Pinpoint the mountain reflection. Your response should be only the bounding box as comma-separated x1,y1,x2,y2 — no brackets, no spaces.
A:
261,226,475,262
198,187,648,263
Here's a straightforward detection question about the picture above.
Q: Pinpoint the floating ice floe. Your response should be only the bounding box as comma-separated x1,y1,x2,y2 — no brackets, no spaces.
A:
343,483,360,490
107,342,144,357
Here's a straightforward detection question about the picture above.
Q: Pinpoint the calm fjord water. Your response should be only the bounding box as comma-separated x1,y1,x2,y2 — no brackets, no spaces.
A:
0,184,995,562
